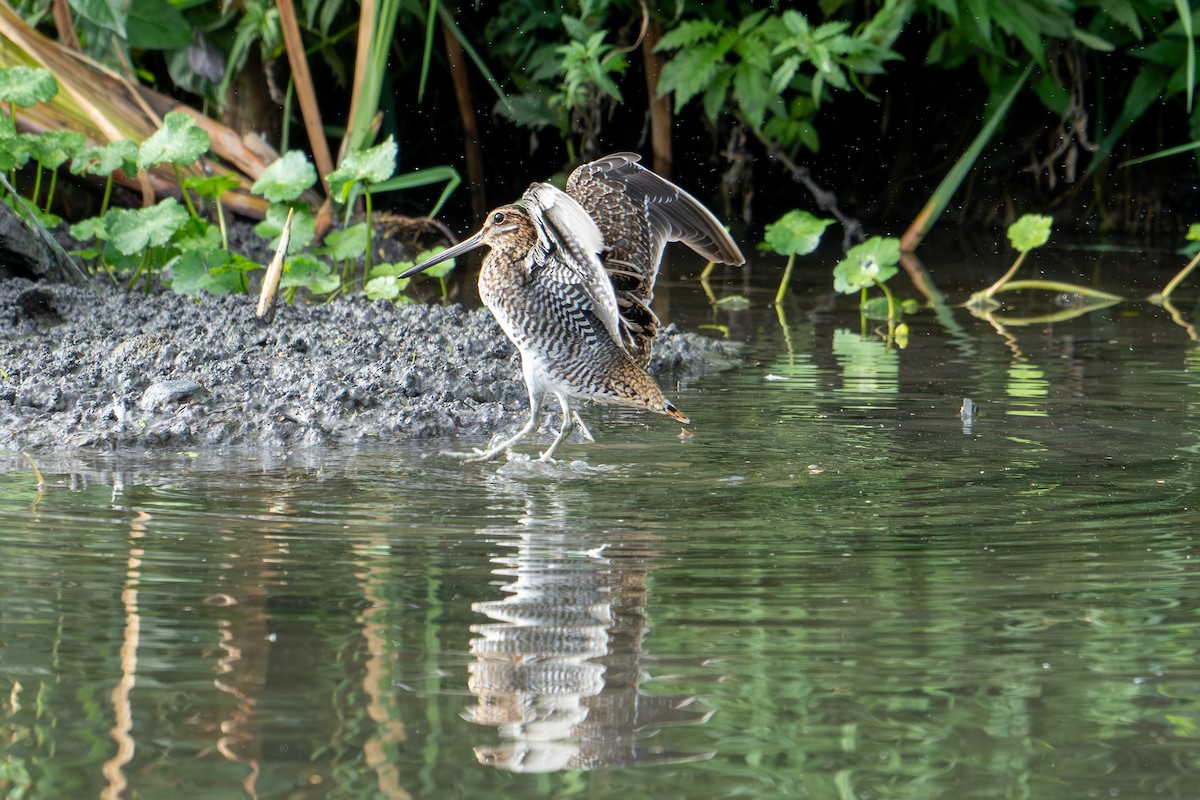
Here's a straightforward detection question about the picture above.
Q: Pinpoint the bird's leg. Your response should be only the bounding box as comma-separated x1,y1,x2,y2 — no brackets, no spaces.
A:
572,412,595,443
539,393,576,462
445,386,545,463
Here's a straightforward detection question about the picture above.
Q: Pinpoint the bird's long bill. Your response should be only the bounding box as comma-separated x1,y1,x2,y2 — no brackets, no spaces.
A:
399,230,485,278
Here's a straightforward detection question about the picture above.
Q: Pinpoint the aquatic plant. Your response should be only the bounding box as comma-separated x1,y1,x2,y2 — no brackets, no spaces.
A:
966,213,1121,321
762,209,832,305
831,235,913,347
1151,223,1200,303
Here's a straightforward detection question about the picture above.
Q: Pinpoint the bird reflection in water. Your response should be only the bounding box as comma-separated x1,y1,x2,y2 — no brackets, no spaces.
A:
463,508,719,772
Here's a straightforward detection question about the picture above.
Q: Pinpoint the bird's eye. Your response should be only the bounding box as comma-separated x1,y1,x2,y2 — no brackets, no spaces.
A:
492,211,506,224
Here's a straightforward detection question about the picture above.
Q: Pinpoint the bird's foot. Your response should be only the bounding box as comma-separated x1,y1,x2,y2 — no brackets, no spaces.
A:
440,447,503,463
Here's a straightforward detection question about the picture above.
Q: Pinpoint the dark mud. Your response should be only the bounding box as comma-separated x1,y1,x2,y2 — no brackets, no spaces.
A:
0,278,738,454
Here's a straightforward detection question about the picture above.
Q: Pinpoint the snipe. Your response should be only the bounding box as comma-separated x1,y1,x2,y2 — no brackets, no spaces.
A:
402,152,744,462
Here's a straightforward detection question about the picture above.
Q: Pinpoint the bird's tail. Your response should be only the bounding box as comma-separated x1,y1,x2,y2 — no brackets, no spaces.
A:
664,401,689,424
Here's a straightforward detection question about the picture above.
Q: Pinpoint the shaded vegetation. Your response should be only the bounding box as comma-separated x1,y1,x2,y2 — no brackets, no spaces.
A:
2,0,1200,310
2,1,1199,229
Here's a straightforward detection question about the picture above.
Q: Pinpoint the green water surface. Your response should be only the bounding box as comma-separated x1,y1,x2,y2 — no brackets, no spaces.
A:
2,250,1199,799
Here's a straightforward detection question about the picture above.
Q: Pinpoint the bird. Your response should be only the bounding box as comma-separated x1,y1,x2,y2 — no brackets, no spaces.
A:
400,152,745,463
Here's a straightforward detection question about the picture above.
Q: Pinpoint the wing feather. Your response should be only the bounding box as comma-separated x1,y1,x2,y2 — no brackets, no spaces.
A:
523,182,628,353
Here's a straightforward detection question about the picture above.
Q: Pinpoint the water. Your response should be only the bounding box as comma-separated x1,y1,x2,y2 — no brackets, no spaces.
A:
3,248,1200,799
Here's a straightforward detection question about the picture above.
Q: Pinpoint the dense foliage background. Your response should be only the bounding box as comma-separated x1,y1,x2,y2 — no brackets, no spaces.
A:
6,0,1200,239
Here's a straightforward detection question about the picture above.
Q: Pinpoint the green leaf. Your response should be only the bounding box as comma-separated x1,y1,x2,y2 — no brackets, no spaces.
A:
169,250,246,295
69,216,109,243
370,261,416,279
317,222,369,260
182,173,240,199
733,62,773,129
252,150,318,202
172,216,223,253
0,67,57,107
70,139,137,177
1071,26,1115,52
1175,0,1196,113
282,255,340,294
255,203,316,251
1007,213,1052,253
124,0,191,50
138,111,211,170
70,0,128,37
833,237,901,294
1187,222,1200,242
861,295,904,320
0,136,31,172
763,210,833,256
714,294,750,309
771,55,803,93
168,250,208,294
22,130,84,169
370,164,462,218
106,198,189,255
701,69,734,123
655,18,721,52
327,135,398,203
1101,0,1143,38
365,275,411,301
658,43,725,110
413,246,456,279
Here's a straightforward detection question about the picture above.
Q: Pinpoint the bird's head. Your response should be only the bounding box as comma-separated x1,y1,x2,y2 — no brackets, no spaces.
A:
399,204,534,278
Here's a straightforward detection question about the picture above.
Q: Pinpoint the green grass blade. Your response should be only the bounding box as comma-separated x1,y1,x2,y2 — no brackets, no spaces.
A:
901,61,1032,252
437,4,513,115
1175,0,1195,112
344,0,403,157
418,0,439,103
369,165,461,217
1119,139,1200,167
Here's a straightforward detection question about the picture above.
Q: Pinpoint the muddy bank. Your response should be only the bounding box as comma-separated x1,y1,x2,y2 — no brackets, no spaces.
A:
0,278,738,453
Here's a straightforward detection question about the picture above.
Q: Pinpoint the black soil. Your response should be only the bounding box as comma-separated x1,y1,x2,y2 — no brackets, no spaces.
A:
0,278,737,453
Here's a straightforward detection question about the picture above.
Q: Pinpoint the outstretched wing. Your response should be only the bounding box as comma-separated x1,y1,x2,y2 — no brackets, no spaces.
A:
566,153,744,363
568,152,744,282
522,182,628,353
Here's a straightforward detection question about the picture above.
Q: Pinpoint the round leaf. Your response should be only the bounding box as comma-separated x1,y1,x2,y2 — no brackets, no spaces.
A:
0,67,57,107
763,209,833,256
317,223,369,261
25,130,86,168
106,198,189,255
327,135,398,203
0,136,31,172
70,139,138,177
252,150,318,203
138,111,211,170
255,203,316,251
69,216,110,243
283,256,340,294
1007,214,1052,253
832,236,900,294
413,246,456,279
